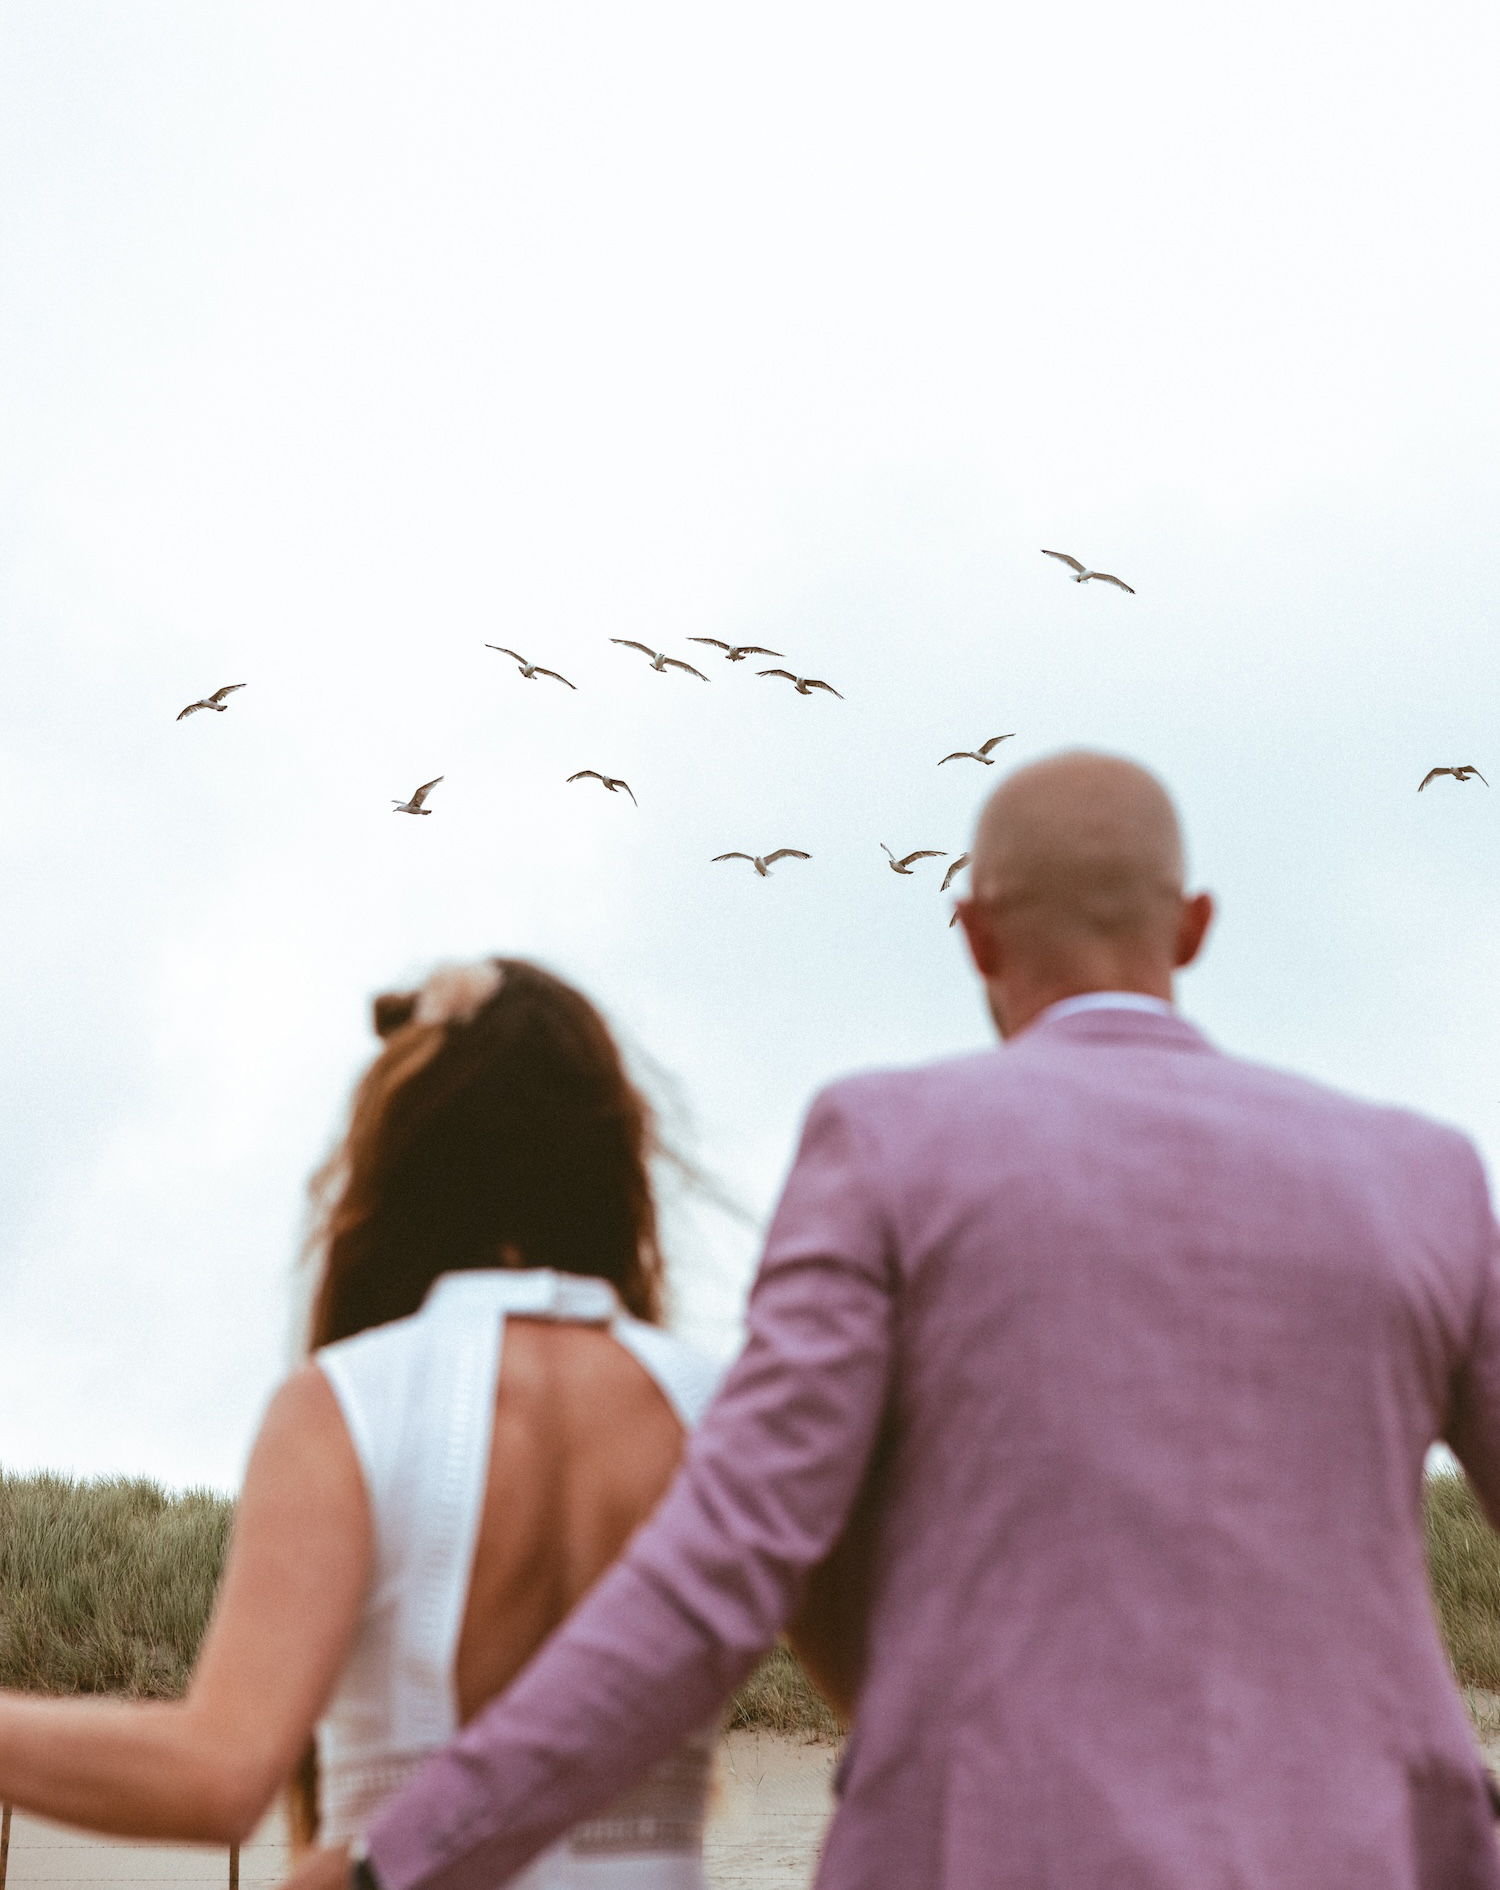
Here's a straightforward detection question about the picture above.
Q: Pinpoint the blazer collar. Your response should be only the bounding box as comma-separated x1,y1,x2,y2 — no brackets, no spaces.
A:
1015,1003,1215,1054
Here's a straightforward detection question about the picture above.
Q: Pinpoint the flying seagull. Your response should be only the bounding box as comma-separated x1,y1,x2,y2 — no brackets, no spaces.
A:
176,684,245,721
567,769,637,804
712,849,810,878
757,669,843,698
610,640,709,679
883,845,947,876
393,776,443,816
943,851,973,926
1041,550,1135,593
939,735,1015,767
485,646,576,688
1418,766,1489,791
687,638,786,663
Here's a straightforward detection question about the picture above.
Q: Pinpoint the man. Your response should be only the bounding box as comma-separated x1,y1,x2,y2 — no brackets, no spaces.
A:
308,751,1500,1887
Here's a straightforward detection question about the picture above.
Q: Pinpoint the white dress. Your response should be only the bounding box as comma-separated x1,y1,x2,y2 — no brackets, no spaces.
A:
315,1268,724,1889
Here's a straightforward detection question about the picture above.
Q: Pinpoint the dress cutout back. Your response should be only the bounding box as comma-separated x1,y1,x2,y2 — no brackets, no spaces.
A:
316,1269,724,1887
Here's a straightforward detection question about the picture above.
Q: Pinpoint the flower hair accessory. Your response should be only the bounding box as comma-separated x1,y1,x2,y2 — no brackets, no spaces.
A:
413,960,504,1029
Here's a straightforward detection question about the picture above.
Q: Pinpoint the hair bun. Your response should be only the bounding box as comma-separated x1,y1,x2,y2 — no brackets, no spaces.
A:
373,991,419,1038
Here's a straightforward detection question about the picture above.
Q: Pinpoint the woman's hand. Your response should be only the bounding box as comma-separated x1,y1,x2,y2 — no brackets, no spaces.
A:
277,1844,353,1890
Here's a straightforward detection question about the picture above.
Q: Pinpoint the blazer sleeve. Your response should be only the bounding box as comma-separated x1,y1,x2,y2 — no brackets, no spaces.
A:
365,1083,898,1890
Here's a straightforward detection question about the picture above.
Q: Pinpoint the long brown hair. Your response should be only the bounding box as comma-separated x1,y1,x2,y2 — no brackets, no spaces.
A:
306,957,666,1349
289,958,665,1846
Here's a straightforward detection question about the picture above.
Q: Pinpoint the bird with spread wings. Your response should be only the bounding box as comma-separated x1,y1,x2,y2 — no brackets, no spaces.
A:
883,845,947,876
1041,549,1135,593
939,735,1015,766
1418,766,1488,791
610,640,709,679
712,849,810,878
943,852,973,925
392,776,443,816
485,646,576,688
567,770,637,804
757,669,843,698
687,638,786,663
176,684,245,721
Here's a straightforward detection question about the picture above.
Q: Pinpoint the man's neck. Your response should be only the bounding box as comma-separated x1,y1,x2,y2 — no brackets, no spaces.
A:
1038,991,1174,1024
990,972,1174,1040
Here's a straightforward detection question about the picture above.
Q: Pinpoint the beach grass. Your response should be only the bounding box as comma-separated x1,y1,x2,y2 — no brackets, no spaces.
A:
5,1468,1500,1744
0,1472,232,1698
1425,1469,1500,1692
0,1470,837,1731
725,1642,845,1740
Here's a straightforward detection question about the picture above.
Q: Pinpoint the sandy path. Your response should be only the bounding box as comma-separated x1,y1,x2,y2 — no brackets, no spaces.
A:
704,1732,838,1888
0,1814,290,1887
0,1734,838,1889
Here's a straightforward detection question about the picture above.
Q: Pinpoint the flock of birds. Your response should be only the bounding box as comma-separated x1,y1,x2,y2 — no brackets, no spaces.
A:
480,636,846,700
176,550,1490,910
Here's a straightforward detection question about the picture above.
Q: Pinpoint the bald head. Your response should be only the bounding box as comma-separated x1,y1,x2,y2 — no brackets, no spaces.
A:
960,752,1209,1035
974,750,1184,928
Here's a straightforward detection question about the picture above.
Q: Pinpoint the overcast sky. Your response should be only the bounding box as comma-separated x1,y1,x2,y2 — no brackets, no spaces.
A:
2,2,1498,1491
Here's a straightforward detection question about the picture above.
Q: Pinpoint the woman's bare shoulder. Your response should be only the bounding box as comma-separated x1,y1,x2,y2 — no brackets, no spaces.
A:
242,1363,366,1514
260,1360,352,1440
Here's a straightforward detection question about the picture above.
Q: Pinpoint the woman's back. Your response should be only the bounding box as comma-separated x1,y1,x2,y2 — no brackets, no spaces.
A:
316,1269,723,1879
456,1309,688,1720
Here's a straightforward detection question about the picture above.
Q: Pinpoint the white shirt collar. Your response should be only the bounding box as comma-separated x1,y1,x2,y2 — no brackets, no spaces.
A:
1039,991,1175,1025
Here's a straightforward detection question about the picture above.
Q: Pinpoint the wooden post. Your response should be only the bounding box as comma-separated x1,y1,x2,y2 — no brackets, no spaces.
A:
229,1839,239,1890
1,1802,12,1890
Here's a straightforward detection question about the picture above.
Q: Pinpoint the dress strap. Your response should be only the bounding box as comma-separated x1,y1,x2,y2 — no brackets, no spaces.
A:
424,1268,620,1325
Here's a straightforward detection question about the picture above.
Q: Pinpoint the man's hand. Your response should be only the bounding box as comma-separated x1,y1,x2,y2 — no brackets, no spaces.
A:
277,1844,353,1890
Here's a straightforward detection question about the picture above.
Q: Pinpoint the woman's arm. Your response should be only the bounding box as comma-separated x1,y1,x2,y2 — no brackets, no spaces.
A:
0,1365,371,1843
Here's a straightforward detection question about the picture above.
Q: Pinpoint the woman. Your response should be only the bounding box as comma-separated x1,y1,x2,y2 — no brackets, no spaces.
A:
0,958,724,1885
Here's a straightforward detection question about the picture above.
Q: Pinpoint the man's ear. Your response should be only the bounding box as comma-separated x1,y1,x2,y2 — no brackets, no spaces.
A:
958,899,1003,978
1174,891,1214,969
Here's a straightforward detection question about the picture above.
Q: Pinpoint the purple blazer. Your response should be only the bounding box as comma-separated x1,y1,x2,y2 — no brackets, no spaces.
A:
368,1007,1500,1889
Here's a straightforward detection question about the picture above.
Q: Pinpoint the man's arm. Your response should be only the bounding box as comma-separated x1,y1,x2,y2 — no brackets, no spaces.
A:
364,1086,896,1890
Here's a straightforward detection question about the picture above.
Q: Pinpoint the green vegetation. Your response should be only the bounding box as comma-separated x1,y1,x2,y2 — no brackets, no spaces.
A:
0,1473,232,1698
1425,1469,1500,1692
7,1469,1500,1747
725,1642,844,1740
0,1471,835,1733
